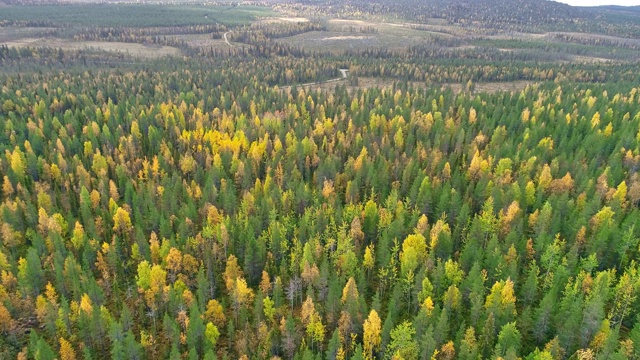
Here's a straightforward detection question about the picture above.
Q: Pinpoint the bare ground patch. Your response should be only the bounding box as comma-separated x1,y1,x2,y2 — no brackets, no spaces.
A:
322,35,371,41
260,17,309,24
328,19,368,25
570,55,614,63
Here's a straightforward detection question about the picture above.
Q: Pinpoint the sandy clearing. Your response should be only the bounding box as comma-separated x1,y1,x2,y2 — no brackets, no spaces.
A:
571,55,614,63
329,19,368,25
322,35,370,41
278,17,309,22
261,17,310,24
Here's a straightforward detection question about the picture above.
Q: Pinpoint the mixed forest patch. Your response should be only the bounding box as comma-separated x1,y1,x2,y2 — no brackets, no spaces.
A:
1,1,640,360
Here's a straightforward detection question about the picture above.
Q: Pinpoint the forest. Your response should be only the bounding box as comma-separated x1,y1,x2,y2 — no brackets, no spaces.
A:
1,1,640,360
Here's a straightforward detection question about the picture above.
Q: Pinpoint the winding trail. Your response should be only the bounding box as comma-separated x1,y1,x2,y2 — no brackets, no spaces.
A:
221,32,349,90
223,31,234,47
280,68,349,91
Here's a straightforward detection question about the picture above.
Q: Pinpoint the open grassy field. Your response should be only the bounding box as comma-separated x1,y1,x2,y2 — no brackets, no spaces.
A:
0,4,276,27
0,38,181,58
277,18,456,53
273,17,640,62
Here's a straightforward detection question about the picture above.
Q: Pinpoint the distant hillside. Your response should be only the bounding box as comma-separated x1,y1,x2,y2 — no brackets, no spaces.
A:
291,0,640,37
583,4,640,17
298,0,586,25
403,0,584,25
593,5,640,13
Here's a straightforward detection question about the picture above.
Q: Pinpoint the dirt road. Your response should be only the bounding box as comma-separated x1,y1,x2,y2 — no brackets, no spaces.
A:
280,68,349,91
223,32,233,47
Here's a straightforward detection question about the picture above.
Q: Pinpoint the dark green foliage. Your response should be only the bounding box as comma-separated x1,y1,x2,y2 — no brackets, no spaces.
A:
0,4,640,359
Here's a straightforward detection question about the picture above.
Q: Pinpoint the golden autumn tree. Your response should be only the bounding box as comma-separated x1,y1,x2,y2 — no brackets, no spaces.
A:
204,299,226,328
363,309,381,360
165,247,182,282
341,277,360,305
59,337,77,360
112,206,132,236
485,278,517,326
259,270,272,295
363,244,375,278
0,303,13,334
224,255,243,292
400,234,427,276
230,277,254,324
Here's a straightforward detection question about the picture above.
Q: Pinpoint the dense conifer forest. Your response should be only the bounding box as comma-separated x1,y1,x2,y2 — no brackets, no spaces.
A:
1,1,640,359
